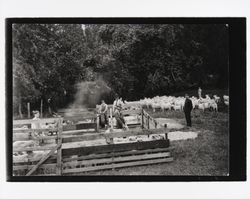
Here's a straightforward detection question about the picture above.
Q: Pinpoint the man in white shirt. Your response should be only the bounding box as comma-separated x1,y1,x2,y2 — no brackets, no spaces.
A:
99,100,108,128
112,95,128,129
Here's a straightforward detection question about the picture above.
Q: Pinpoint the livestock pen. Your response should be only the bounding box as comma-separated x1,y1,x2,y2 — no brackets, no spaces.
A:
12,106,174,176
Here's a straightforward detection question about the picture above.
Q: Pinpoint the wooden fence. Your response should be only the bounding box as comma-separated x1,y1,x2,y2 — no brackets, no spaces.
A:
12,108,172,176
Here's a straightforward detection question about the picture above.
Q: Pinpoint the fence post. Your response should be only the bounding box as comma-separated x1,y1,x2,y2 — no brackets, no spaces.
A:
147,114,150,129
96,115,100,132
109,108,114,144
164,124,168,140
27,102,30,118
110,108,113,130
141,109,144,129
56,118,63,175
95,105,99,132
154,120,157,129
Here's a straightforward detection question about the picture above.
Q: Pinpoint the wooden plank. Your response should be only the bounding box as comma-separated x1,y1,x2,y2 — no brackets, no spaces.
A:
63,152,171,168
63,125,76,131
59,108,96,113
13,154,57,163
62,127,168,143
76,123,97,130
13,145,57,152
63,147,172,162
13,128,58,134
13,118,60,125
13,134,58,142
63,157,173,174
62,129,96,135
25,143,61,176
13,163,56,171
56,118,63,175
63,115,97,121
121,109,141,115
62,139,170,157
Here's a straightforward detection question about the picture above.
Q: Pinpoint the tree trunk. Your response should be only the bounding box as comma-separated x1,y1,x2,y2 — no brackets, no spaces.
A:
171,67,177,82
40,99,43,118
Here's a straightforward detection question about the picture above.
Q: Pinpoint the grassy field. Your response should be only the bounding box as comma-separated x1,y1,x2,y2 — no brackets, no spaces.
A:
81,108,229,176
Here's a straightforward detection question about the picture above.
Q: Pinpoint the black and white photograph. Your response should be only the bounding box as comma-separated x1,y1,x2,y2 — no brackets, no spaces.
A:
8,19,240,178
0,0,249,198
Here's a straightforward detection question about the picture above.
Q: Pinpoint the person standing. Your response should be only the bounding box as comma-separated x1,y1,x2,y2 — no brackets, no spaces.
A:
183,94,193,127
99,100,108,128
31,110,44,144
198,87,202,99
113,94,120,112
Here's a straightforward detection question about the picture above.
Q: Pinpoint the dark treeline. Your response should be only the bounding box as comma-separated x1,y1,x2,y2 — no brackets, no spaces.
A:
13,24,229,116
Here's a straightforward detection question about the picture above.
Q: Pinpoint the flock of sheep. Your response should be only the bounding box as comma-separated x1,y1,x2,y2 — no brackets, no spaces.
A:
125,94,229,112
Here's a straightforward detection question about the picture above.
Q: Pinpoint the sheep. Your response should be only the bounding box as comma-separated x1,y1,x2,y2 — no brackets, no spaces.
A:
223,95,229,106
173,104,182,111
13,153,29,163
152,102,161,112
13,150,50,163
209,100,218,112
136,93,227,112
223,95,229,101
198,103,205,112
13,140,39,149
213,95,221,103
161,102,172,112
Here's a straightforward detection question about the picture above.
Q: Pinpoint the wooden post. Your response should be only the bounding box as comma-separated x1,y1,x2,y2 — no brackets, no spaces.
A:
56,118,63,175
141,109,144,129
154,120,157,129
147,114,150,129
96,115,100,132
109,108,114,144
27,102,30,118
110,108,113,130
164,124,168,140
18,100,23,119
40,99,43,118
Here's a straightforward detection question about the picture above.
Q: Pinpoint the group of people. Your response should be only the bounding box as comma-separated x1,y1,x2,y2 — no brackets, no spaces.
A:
98,88,202,129
98,95,128,130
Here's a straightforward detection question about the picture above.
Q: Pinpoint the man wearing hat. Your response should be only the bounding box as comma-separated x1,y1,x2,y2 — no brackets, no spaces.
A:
183,94,193,127
99,99,108,128
113,95,128,129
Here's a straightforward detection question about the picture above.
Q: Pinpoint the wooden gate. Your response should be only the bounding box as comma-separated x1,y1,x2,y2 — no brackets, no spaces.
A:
13,118,63,176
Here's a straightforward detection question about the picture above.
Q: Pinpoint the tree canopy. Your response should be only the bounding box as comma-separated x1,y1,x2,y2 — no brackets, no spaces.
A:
12,23,229,116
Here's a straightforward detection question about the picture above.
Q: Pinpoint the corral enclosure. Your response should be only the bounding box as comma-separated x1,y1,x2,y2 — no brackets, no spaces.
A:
13,105,176,176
